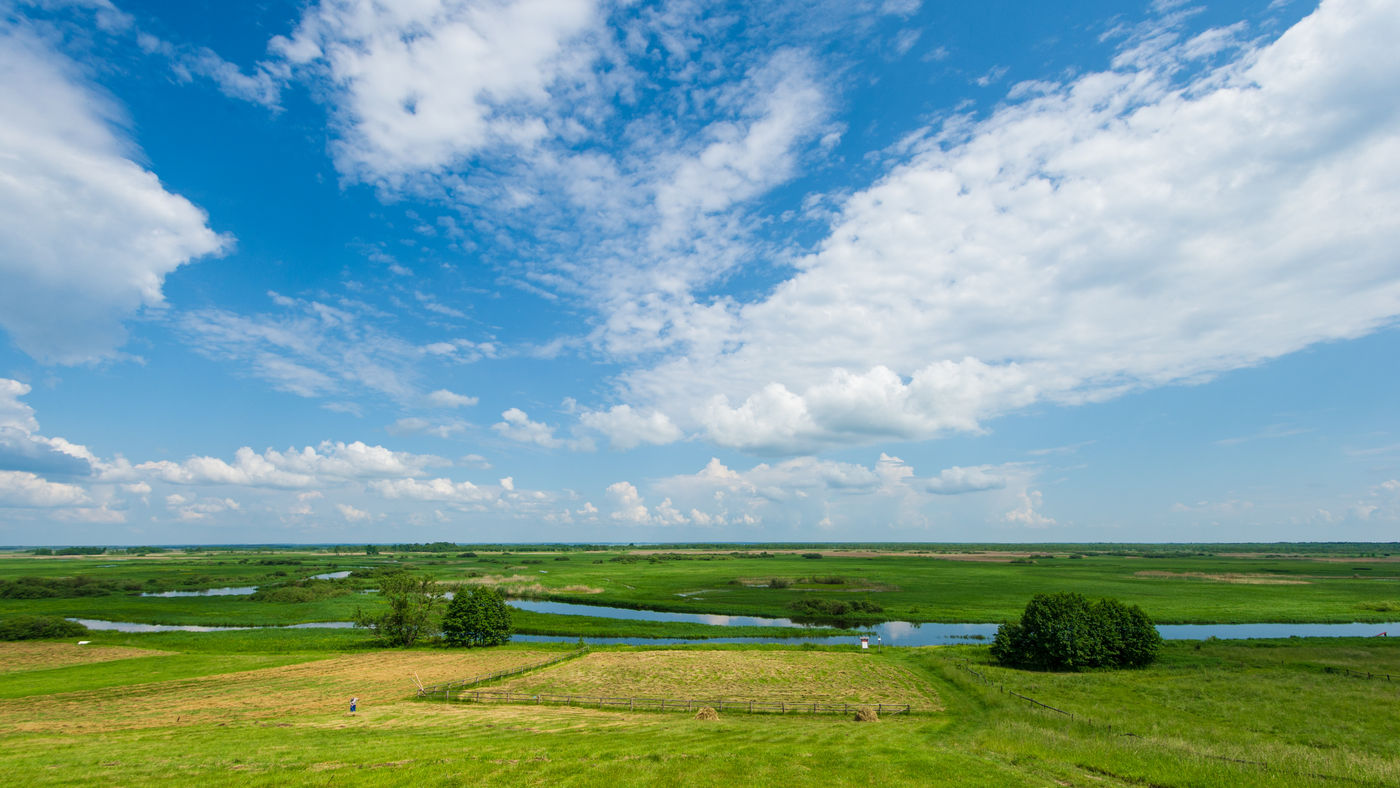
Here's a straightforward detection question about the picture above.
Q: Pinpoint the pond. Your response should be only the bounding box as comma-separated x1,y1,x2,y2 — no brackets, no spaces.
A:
140,586,259,597
68,618,356,632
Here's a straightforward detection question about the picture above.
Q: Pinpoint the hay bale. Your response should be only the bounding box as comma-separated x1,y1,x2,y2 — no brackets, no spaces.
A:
693,706,720,720
853,706,879,722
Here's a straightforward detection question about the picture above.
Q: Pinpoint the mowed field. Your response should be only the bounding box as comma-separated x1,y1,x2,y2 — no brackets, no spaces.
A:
492,650,941,709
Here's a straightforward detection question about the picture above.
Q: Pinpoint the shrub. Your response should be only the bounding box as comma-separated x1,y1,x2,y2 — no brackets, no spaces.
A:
442,586,512,647
0,616,90,640
991,592,1161,671
802,553,823,559
768,577,791,589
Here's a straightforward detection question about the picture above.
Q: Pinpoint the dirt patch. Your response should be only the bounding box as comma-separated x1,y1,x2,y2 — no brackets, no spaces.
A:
494,650,940,710
0,649,564,733
0,642,175,674
1134,571,1311,585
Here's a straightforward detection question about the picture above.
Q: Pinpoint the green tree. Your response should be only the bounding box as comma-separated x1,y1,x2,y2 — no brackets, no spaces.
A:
353,571,443,647
991,592,1161,671
441,586,512,647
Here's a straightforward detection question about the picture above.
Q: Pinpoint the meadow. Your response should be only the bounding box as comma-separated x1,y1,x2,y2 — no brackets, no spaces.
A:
2,544,1398,785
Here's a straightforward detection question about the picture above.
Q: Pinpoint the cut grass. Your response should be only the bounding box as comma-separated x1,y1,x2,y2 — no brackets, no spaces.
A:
493,650,942,710
0,648,568,732
0,642,175,674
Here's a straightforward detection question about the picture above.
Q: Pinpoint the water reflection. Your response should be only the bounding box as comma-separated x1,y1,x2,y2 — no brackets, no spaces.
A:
140,586,258,597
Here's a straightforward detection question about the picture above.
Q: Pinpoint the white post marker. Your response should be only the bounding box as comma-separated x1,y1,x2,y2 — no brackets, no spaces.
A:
860,636,869,649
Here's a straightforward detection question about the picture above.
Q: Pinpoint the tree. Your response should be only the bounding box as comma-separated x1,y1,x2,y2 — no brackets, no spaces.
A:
353,571,443,647
991,592,1161,671
441,586,512,647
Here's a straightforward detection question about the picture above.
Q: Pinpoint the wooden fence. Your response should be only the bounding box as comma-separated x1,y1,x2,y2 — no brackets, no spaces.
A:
417,649,587,698
1322,666,1394,681
451,689,911,716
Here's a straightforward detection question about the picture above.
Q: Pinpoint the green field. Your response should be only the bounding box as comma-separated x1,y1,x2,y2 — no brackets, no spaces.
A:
4,543,1400,628
1,635,1396,786
2,544,1399,785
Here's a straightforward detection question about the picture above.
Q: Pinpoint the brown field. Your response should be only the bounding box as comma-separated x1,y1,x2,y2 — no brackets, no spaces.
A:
0,642,175,674
494,650,942,709
0,649,563,734
1134,570,1312,585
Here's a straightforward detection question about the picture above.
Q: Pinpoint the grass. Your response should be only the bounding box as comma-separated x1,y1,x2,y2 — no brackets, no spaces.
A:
0,631,1397,785
7,547,1400,626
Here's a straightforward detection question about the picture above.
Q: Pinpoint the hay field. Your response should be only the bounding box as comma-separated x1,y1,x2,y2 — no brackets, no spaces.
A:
0,648,562,733
494,650,941,709
0,642,175,674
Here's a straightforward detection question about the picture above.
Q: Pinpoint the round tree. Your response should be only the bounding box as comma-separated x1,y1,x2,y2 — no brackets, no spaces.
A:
991,592,1161,670
442,586,512,647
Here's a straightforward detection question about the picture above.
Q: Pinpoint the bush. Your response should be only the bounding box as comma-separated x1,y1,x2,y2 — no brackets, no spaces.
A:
991,592,1161,671
802,553,823,559
442,586,512,647
0,616,90,640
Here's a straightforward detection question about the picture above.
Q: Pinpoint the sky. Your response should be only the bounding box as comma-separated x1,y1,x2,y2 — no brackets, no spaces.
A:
1,0,1398,546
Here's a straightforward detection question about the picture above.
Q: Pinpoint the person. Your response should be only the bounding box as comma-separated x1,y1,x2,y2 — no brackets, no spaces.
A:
350,696,358,714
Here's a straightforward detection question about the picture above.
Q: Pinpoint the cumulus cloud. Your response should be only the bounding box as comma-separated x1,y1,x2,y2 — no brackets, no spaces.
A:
493,408,592,450
0,470,89,507
0,379,97,476
925,465,1009,495
336,502,372,522
131,441,447,489
601,0,1400,454
578,404,682,449
272,0,605,182
0,20,228,363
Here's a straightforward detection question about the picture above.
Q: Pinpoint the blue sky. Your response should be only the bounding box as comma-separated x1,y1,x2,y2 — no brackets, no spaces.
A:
2,0,1398,545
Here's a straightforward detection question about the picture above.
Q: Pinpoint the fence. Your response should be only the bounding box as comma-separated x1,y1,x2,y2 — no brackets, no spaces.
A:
1322,666,1393,681
955,660,1074,717
452,689,911,716
417,649,587,698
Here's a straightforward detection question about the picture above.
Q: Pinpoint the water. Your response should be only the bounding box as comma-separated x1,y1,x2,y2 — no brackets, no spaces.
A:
69,601,1400,645
140,586,259,597
68,618,356,632
506,600,1399,647
309,571,352,580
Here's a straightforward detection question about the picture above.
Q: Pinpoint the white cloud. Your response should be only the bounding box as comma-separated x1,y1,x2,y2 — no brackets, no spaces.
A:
178,294,490,407
0,378,97,476
370,476,496,504
273,0,605,182
602,0,1400,455
166,495,241,521
492,407,592,450
925,465,1008,495
425,389,478,408
1003,490,1056,528
132,441,446,489
578,404,682,449
0,20,229,363
0,470,89,507
387,417,469,439
605,481,652,524
336,502,372,522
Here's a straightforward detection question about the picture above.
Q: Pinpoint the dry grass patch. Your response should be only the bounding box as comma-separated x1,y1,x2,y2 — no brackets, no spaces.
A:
0,642,174,674
495,651,940,709
0,649,562,733
1134,570,1312,585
